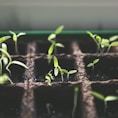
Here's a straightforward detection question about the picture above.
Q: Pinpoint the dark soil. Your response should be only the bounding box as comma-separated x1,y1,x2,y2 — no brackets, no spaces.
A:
34,85,81,118
0,85,24,118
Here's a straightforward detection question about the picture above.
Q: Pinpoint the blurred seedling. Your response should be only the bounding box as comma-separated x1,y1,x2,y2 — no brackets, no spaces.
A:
72,86,79,118
45,56,77,85
47,25,64,63
0,43,28,84
92,91,118,117
87,58,99,73
87,31,118,53
45,70,54,86
9,31,26,54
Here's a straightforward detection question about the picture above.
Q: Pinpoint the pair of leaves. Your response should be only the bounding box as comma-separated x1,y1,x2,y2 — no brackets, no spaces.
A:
9,31,26,42
87,59,99,68
48,25,64,41
92,91,118,102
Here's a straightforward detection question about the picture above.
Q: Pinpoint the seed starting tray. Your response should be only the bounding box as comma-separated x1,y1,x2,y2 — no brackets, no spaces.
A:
0,31,118,118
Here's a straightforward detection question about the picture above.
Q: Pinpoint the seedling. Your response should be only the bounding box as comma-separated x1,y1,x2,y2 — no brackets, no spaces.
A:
47,25,64,63
92,91,118,117
53,56,77,82
9,31,26,54
0,44,28,84
87,31,118,53
87,58,99,73
45,70,54,86
72,86,79,118
45,55,77,84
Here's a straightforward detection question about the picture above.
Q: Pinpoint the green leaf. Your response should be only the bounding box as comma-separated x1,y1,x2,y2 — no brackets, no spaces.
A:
17,32,26,37
54,67,59,76
48,44,54,55
87,63,94,67
9,31,17,42
0,36,11,43
92,91,105,101
48,34,56,41
3,57,8,66
47,55,52,64
101,39,109,47
105,96,118,102
55,43,64,48
109,35,118,41
45,75,52,86
2,43,7,57
68,70,77,74
0,74,8,84
87,31,94,38
110,41,118,46
54,56,59,68
6,61,28,73
0,74,13,84
0,48,12,62
93,59,99,64
60,68,68,74
95,35,102,43
55,25,64,35
45,75,50,80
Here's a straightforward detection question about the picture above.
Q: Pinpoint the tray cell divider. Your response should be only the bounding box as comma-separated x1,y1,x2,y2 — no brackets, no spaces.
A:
71,41,98,118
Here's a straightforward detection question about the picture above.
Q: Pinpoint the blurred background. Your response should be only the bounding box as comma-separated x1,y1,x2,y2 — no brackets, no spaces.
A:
0,0,118,30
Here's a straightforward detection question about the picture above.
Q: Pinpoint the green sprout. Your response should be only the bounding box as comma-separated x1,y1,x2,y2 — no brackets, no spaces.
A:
72,86,79,118
0,44,28,84
45,70,54,86
47,25,64,63
45,55,77,85
92,91,118,116
53,56,77,82
87,31,118,53
9,31,26,54
0,35,11,43
87,58,99,73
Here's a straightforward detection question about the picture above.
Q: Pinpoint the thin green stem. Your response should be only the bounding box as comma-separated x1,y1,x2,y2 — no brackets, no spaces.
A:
8,77,13,84
67,73,69,80
106,46,111,53
0,59,2,75
72,88,78,118
61,74,64,82
104,101,107,118
15,41,19,54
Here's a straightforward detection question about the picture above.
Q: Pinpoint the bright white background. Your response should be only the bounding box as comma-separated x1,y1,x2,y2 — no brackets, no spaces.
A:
0,0,118,30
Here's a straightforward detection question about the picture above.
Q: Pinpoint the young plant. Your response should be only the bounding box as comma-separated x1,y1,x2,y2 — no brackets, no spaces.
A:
72,86,79,118
45,70,54,86
92,91,118,116
9,31,26,54
87,58,99,72
0,44,28,84
47,25,64,63
87,31,118,53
